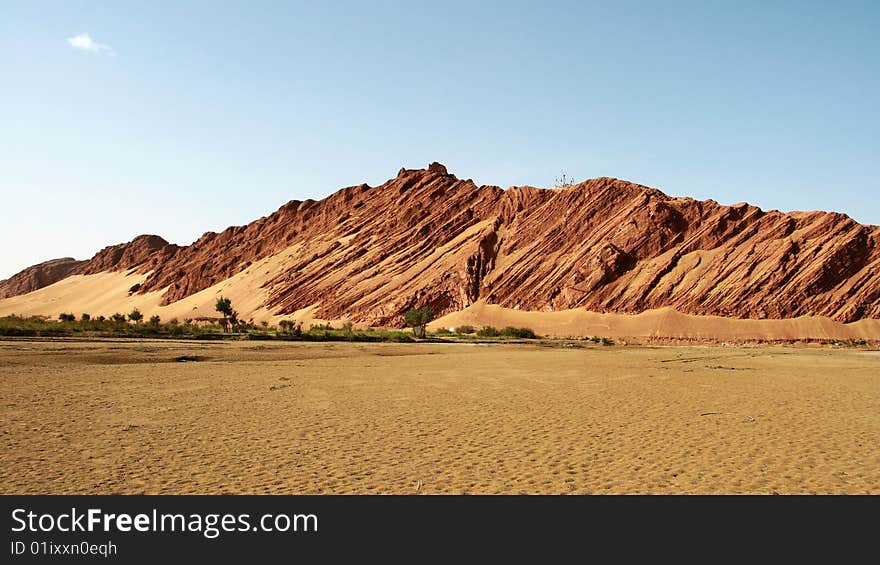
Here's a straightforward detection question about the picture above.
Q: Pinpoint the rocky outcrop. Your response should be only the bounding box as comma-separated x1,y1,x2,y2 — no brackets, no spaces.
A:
0,258,85,298
73,235,178,275
4,163,880,324
1,235,178,299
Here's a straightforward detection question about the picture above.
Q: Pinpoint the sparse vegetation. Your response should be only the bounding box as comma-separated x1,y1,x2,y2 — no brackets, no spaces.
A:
501,326,538,339
476,326,538,339
278,319,300,335
455,325,476,334
586,335,614,345
1,314,874,349
0,314,221,338
128,308,143,325
0,313,428,343
821,338,868,347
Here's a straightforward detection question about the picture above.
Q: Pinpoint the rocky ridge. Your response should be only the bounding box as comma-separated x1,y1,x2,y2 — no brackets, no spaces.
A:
3,163,878,324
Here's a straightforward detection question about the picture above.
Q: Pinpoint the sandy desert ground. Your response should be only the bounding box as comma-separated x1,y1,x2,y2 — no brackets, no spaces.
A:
1,339,878,494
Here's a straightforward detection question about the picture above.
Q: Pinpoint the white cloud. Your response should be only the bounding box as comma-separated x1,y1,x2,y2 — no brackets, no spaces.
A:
67,33,114,55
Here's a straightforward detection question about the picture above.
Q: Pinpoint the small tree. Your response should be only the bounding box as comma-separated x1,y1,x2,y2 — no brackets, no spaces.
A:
80,313,91,322
404,306,434,338
128,308,143,325
278,319,302,336
215,296,237,332
58,312,76,322
149,315,161,327
110,312,127,324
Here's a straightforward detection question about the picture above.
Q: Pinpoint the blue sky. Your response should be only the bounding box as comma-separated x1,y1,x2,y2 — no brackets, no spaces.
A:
1,1,878,279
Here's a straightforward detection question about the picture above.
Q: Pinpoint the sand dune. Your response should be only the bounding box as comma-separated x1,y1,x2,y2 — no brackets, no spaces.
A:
0,247,332,327
2,267,879,339
431,301,880,340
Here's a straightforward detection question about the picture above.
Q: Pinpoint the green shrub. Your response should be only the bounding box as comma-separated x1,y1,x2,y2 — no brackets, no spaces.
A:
455,325,476,334
477,326,499,337
279,319,303,336
500,326,538,339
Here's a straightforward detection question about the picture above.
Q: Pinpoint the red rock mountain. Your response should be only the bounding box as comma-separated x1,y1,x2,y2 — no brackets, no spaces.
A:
3,163,879,324
0,258,85,299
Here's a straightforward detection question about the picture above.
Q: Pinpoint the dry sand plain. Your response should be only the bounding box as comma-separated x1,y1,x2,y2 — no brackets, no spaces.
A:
1,339,878,494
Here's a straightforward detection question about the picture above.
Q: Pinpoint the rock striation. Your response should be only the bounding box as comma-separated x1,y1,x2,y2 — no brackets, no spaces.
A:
0,258,86,299
4,163,879,324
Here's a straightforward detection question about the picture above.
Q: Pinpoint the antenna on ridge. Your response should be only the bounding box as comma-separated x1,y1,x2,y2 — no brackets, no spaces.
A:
554,172,575,188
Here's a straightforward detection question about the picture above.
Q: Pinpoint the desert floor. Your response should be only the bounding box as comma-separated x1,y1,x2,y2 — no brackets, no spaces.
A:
1,339,878,494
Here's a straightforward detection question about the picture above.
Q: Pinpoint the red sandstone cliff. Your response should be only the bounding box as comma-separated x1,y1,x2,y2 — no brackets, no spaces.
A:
0,258,85,299
72,235,178,275
3,163,879,324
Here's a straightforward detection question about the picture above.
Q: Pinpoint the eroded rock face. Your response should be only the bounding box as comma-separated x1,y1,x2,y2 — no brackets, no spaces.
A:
72,235,177,275
0,235,179,299
0,258,85,298
5,163,880,323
